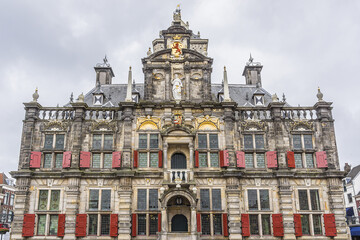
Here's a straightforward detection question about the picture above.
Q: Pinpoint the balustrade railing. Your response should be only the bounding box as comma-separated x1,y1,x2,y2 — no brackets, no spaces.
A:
38,108,74,120
85,108,119,120
281,107,317,120
168,169,190,183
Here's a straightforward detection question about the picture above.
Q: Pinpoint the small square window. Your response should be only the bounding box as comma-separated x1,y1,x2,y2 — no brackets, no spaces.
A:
139,134,148,149
293,135,302,149
92,154,101,168
92,135,102,150
199,153,208,167
245,154,254,168
301,215,310,235
150,134,159,149
49,215,58,236
55,134,65,149
37,215,46,235
101,190,111,210
303,135,313,149
44,134,54,149
256,154,265,168
100,215,110,235
198,134,207,149
103,135,113,150
262,214,271,235
210,152,219,167
89,190,99,210
255,135,264,149
249,215,259,235
138,214,146,235
209,134,218,149
248,190,258,211
88,214,98,235
103,154,112,169
139,153,148,168
201,214,211,235
244,135,253,149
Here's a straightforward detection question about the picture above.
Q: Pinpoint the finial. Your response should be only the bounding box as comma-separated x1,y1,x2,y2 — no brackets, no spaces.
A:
32,87,39,102
282,93,286,102
223,66,231,102
224,66,227,71
317,87,324,102
125,66,133,102
198,31,200,37
249,53,254,63
133,79,136,88
129,66,132,71
96,55,110,67
70,92,74,103
271,93,279,102
147,47,152,56
103,55,108,65
77,93,84,103
256,82,260,88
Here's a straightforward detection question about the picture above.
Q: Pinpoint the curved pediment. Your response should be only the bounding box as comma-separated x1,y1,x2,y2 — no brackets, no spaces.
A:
145,48,210,62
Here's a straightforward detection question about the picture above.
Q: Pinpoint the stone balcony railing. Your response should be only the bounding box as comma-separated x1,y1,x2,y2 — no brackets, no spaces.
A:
168,169,190,183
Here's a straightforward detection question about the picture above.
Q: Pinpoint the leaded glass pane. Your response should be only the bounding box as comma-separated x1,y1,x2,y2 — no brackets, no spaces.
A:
295,153,303,168
210,152,219,167
248,190,258,210
313,214,322,235
250,215,259,235
139,134,147,149
199,153,208,167
101,190,111,210
212,189,221,210
150,134,158,149
260,190,270,210
244,135,253,149
137,189,147,210
101,215,110,235
198,134,207,149
256,154,265,168
209,134,218,149
55,134,65,149
92,154,101,168
138,214,146,235
88,214,98,235
139,153,148,167
44,154,52,168
299,190,309,210
49,215,58,235
303,135,313,149
89,189,99,210
255,135,264,149
293,135,302,149
37,215,46,235
149,214,158,235
50,190,60,210
38,190,48,210
213,214,222,235
92,135,102,150
262,214,271,235
301,215,310,235
103,154,112,169
103,134,113,150
245,153,254,168
55,153,63,169
306,153,314,168
149,189,158,210
44,134,54,149
201,214,210,235
200,189,210,210
310,190,320,210
150,153,158,168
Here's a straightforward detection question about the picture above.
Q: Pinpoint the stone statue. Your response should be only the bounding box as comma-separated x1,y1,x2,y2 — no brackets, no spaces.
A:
172,74,182,100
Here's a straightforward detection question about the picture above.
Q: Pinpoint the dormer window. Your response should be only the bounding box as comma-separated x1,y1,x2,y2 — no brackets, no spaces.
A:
93,94,103,105
254,95,264,106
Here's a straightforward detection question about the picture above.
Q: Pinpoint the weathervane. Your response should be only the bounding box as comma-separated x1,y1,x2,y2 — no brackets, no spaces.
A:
96,55,111,67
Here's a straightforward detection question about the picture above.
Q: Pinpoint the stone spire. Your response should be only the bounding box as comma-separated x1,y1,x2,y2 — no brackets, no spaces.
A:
125,66,133,102
223,66,231,102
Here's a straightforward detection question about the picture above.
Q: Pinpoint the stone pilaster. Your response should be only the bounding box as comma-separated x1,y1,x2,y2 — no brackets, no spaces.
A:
120,102,135,168
278,176,296,240
118,177,132,240
226,177,242,240
63,176,81,240
222,103,236,168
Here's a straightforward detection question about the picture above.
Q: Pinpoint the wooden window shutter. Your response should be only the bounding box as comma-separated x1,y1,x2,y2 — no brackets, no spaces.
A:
316,151,328,168
158,213,161,233
195,151,199,168
131,214,137,237
236,151,245,168
272,214,284,237
196,213,201,232
266,151,278,168
112,151,121,168
30,152,41,168
110,214,118,237
219,150,224,167
75,214,87,237
62,151,71,168
57,214,66,237
222,213,229,237
287,151,295,168
222,150,229,167
79,151,90,168
133,150,138,168
241,214,250,237
22,214,35,237
324,213,337,236
293,214,302,237
158,150,163,168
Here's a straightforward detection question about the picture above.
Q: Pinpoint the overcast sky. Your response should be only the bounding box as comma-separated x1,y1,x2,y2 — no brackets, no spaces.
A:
0,0,359,174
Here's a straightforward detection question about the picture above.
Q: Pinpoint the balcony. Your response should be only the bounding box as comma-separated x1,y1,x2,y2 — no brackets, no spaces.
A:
168,169,190,184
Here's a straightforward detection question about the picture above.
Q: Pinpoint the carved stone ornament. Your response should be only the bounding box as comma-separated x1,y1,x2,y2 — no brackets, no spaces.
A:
43,120,69,131
290,120,314,131
240,120,265,131
137,116,161,130
195,115,219,130
91,119,117,132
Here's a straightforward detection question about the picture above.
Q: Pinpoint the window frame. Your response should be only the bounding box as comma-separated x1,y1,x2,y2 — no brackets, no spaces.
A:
87,213,111,236
242,132,266,169
35,214,59,236
136,188,159,211
42,133,66,169
297,189,321,212
87,189,112,212
37,189,62,212
196,133,220,168
291,132,316,168
43,133,66,150
246,189,271,212
137,132,160,168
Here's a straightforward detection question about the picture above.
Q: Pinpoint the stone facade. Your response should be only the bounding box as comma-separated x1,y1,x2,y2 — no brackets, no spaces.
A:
11,8,350,240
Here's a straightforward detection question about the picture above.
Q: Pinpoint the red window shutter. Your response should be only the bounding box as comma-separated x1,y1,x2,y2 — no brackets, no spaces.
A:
57,214,66,237
110,214,118,237
272,214,284,237
79,151,90,168
158,150,163,168
287,151,295,168
266,151,278,168
316,151,328,168
294,214,302,237
196,213,201,232
219,150,224,167
75,214,87,237
222,213,229,237
324,214,337,237
131,214,137,237
241,214,250,237
236,151,245,168
223,150,229,167
133,150,138,168
195,151,199,168
62,151,71,168
112,151,121,168
22,214,35,237
158,213,161,233
30,152,41,168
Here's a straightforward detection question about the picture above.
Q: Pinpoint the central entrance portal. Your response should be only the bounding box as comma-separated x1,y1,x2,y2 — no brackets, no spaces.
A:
167,195,190,233
171,214,188,232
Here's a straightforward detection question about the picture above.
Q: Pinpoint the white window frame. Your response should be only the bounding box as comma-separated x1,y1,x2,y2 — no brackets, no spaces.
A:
245,188,272,212
36,189,62,212
87,188,113,212
137,133,160,168
196,132,220,169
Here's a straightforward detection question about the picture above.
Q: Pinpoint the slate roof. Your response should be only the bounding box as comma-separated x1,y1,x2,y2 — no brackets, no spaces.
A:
347,165,360,181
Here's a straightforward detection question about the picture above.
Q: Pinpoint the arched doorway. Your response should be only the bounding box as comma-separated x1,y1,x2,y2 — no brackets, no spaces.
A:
171,214,188,232
171,153,186,169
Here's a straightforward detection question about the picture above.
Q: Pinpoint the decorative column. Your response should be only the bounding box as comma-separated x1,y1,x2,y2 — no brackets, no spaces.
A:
191,206,197,240
118,178,132,240
226,177,242,240
189,142,194,181
165,63,171,100
163,142,168,181
222,102,236,168
185,62,190,101
63,177,81,240
161,206,168,240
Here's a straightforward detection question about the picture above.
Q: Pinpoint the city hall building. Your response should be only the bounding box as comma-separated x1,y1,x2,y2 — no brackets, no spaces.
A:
11,8,349,240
